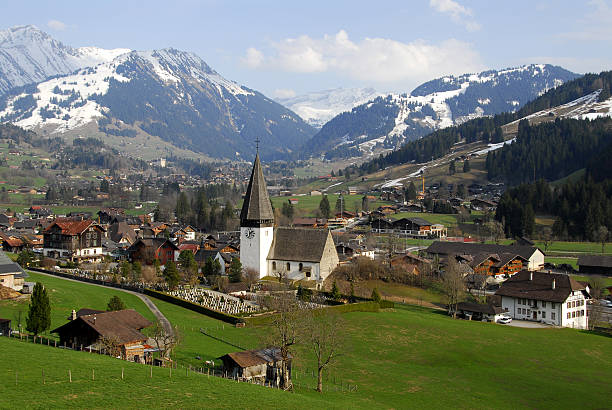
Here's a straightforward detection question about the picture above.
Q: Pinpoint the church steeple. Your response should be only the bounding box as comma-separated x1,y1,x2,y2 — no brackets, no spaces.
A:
240,153,274,227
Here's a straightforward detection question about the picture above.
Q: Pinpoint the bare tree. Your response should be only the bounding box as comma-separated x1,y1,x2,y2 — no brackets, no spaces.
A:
243,268,259,291
594,225,608,255
305,309,344,392
99,335,121,357
145,321,181,359
442,258,465,318
272,267,289,284
261,293,303,390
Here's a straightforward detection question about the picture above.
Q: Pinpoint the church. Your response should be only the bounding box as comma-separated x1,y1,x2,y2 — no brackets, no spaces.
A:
240,154,339,283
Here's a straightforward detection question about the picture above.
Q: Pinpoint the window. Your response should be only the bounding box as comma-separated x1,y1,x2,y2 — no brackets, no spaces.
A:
567,302,571,308
572,311,575,318
272,262,276,271
542,301,546,309
299,263,303,272
551,303,555,309
542,312,546,319
567,312,570,319
572,301,576,308
286,262,290,271
551,312,556,320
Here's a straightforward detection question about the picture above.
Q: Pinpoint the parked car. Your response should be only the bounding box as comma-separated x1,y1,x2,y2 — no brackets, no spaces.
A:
497,316,512,324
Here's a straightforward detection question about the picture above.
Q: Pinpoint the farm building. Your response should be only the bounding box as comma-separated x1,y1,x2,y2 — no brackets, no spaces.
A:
577,255,612,276
52,309,153,362
219,347,291,384
0,250,27,291
453,302,505,322
426,242,545,271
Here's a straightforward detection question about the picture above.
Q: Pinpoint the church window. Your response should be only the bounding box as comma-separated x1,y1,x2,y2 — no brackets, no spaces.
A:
272,262,276,271
299,263,303,271
286,262,290,271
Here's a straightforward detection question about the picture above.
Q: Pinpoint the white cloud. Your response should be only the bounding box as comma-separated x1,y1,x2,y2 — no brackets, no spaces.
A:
243,30,485,90
47,20,67,31
429,0,481,31
242,47,264,68
272,88,296,99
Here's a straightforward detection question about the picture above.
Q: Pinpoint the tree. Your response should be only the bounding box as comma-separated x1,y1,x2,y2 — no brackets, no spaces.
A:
406,182,417,201
463,159,470,173
120,260,132,279
587,276,605,330
243,268,259,291
449,160,456,175
26,282,51,336
163,261,180,290
16,249,36,267
100,179,110,193
442,259,465,318
203,256,215,278
107,295,127,311
228,257,243,283
145,321,181,359
361,195,370,212
541,227,553,253
281,202,295,220
594,225,609,254
305,309,344,393
175,191,191,223
131,261,142,282
261,293,303,390
330,281,341,300
319,195,331,219
178,251,197,280
371,287,381,303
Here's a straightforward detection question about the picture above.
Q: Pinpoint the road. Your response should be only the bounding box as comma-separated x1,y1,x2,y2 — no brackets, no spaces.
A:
31,270,173,336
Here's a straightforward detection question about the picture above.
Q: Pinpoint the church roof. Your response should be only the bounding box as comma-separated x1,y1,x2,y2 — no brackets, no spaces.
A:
268,227,333,263
240,154,274,223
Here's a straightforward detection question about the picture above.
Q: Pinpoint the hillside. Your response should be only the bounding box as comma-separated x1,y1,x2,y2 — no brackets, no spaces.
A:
0,27,315,161
302,64,578,160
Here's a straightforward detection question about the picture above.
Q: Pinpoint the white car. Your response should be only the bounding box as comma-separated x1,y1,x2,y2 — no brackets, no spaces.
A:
497,316,512,324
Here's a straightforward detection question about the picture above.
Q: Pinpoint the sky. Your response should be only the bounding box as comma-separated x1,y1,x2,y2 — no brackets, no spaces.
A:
2,0,612,98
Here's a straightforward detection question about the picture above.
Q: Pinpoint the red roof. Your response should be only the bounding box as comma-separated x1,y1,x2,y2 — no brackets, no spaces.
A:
44,219,96,235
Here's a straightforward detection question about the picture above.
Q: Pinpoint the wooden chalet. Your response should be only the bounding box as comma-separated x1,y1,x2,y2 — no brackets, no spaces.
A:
127,238,179,265
52,309,153,362
42,219,105,262
219,347,291,384
577,255,612,277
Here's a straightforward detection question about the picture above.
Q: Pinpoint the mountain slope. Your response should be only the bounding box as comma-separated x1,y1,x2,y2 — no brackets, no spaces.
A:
304,64,579,159
0,25,129,96
276,87,383,128
0,48,315,160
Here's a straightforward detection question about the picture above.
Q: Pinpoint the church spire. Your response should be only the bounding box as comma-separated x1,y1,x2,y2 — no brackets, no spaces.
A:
240,153,274,226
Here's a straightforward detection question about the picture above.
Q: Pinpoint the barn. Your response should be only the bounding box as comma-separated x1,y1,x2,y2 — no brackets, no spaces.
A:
219,347,291,384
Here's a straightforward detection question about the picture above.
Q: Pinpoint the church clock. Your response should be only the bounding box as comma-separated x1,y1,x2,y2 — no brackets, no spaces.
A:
245,228,255,239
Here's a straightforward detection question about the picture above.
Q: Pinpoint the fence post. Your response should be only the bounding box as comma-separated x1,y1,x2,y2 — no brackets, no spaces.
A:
150,365,153,378
121,367,124,380
68,369,72,383
92,368,95,381
169,366,172,378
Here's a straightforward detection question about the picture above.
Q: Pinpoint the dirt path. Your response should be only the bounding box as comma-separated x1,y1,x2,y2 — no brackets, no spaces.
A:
31,270,173,336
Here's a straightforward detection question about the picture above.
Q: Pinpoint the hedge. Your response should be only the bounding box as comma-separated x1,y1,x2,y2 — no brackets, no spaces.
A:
379,300,395,309
143,288,244,325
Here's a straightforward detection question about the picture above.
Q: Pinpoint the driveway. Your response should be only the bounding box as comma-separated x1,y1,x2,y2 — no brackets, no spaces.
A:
504,320,550,328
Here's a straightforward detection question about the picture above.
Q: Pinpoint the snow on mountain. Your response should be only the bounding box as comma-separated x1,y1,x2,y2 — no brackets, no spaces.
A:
276,87,383,128
303,64,579,159
0,25,130,95
0,47,315,160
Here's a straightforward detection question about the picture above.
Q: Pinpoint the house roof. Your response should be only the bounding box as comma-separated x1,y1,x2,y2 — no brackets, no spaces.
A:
220,347,288,368
108,222,136,244
495,270,588,303
426,241,542,260
577,255,612,268
0,250,27,277
268,227,334,263
67,308,104,320
456,302,503,315
240,154,274,224
128,238,179,252
52,309,152,345
44,219,101,235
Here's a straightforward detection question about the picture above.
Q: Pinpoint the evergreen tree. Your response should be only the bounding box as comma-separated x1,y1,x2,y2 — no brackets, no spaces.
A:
463,159,470,173
449,160,456,175
163,261,180,290
120,260,132,279
319,195,331,218
26,282,51,336
361,195,370,212
331,281,341,300
100,179,110,193
212,259,222,276
335,197,343,214
228,257,243,283
178,250,197,274
176,191,191,223
107,295,127,311
371,288,381,303
203,256,215,277
406,182,417,201
132,261,142,282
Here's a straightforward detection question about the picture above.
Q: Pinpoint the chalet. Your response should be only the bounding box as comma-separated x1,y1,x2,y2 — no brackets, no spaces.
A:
426,242,545,271
577,255,612,277
267,227,339,282
219,347,291,384
0,233,25,253
108,222,137,245
43,219,105,262
178,242,200,255
335,243,375,261
0,250,27,291
194,249,231,273
52,309,152,362
392,217,447,238
371,218,395,233
470,198,497,211
495,270,590,329
292,217,327,228
128,238,179,265
29,206,52,218
400,203,425,213
170,225,196,243
97,208,125,225
456,253,527,278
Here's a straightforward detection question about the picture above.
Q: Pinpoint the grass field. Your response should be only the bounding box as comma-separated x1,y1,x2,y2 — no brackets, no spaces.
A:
3,273,612,408
271,194,389,216
545,256,579,269
0,272,156,339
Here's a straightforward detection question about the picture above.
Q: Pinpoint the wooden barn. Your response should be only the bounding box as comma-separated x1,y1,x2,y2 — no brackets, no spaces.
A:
219,347,291,384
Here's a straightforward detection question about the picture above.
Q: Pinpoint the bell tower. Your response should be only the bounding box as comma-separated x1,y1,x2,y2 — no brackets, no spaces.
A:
240,152,274,278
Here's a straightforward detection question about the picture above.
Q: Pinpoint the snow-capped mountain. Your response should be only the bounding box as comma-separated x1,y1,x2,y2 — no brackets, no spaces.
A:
0,47,315,160
276,87,383,128
304,64,579,159
0,25,130,96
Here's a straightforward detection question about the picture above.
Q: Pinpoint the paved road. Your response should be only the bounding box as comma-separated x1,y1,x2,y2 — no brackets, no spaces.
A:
504,320,550,329
31,270,173,336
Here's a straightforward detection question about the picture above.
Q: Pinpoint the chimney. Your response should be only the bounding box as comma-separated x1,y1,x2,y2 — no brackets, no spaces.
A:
529,271,533,281
552,279,556,290
71,309,77,320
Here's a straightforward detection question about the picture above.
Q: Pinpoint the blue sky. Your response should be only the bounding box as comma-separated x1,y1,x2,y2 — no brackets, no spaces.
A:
2,0,612,97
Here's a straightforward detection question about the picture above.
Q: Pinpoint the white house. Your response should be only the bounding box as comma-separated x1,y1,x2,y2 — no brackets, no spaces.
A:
495,270,590,329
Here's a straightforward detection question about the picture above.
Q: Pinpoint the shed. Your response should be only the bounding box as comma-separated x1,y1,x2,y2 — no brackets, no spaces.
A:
219,347,291,384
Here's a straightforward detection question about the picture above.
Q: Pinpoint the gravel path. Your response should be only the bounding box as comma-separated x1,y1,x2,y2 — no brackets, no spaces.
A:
31,270,173,336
